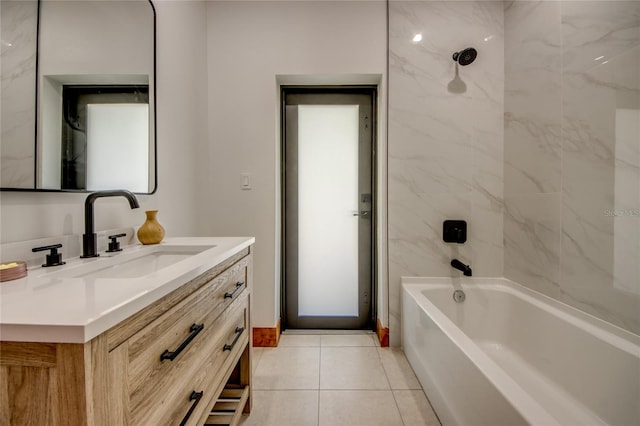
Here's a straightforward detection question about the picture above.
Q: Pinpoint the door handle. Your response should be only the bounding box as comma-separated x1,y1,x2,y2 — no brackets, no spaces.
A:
352,211,369,217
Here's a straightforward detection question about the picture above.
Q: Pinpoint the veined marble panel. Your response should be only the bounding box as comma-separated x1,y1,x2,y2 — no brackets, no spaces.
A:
391,0,639,340
470,1,505,204
613,108,640,297
503,0,640,335
504,0,562,195
561,0,640,333
504,193,562,298
0,0,38,189
561,1,640,74
389,1,504,345
388,189,503,346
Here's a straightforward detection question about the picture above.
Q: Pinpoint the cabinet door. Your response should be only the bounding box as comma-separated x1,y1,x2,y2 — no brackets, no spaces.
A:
0,342,88,426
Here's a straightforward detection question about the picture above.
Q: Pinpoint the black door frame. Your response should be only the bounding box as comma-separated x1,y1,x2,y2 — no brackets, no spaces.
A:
280,85,378,330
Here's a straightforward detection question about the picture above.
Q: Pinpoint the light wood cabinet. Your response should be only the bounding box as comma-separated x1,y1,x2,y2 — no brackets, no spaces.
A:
0,247,253,426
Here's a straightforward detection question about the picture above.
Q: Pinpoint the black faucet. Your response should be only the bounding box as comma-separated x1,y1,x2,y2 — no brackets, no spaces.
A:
451,258,472,276
81,190,140,258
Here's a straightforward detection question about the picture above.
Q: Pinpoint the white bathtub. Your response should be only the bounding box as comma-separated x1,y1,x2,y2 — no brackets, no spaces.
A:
402,278,640,426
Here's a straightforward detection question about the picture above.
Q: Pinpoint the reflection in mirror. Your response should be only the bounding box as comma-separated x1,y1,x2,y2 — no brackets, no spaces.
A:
38,0,155,193
0,0,38,189
0,0,156,193
57,84,149,191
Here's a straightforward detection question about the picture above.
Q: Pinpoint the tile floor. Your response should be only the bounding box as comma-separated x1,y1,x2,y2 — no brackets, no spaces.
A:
239,333,441,426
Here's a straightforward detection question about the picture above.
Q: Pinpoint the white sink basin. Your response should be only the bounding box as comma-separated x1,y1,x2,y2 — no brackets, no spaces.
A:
40,244,215,279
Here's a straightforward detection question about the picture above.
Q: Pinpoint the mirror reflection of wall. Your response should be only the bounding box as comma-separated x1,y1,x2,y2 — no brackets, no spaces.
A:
0,0,155,193
0,0,38,189
86,102,149,193
38,0,155,193
51,85,149,191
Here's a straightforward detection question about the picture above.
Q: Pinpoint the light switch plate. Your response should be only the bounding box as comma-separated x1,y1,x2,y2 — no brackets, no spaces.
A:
241,173,251,190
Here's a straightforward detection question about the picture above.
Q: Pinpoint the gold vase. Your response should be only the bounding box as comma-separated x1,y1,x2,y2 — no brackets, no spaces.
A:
137,210,165,245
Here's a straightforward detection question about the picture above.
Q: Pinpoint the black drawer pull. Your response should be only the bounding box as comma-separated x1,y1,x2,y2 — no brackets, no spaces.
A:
224,281,245,299
160,323,204,361
223,327,245,351
179,390,203,426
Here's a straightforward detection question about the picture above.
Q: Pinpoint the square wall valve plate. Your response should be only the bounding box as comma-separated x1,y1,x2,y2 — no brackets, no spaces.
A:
443,220,467,244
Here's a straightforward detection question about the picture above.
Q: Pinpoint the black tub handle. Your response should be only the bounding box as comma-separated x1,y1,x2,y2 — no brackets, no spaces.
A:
160,323,204,361
223,327,245,351
224,281,244,299
179,390,203,426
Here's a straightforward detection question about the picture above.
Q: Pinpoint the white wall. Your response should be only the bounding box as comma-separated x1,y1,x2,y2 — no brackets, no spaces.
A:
0,1,207,245
204,1,387,329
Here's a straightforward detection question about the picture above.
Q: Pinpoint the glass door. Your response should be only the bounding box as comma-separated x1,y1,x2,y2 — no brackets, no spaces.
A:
282,87,375,329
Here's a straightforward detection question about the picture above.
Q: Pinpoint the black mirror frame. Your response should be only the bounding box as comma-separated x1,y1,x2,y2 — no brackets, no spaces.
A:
0,0,157,195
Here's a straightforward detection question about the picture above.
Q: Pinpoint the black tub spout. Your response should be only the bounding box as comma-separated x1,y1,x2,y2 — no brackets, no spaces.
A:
451,258,472,276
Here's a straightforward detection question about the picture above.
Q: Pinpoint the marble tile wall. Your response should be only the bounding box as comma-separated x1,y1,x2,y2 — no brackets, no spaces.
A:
504,1,640,334
503,0,564,301
388,1,505,346
0,0,37,189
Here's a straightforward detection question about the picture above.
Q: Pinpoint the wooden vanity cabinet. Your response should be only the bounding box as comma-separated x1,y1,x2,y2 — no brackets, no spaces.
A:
0,247,253,426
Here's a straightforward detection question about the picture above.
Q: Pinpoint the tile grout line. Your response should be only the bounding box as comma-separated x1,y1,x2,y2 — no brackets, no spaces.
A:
255,335,413,425
390,389,408,426
378,347,443,425
376,346,394,391
317,345,322,426
377,346,409,426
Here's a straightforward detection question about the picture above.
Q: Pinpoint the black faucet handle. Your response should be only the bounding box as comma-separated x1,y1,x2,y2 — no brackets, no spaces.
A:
106,233,126,253
32,244,66,267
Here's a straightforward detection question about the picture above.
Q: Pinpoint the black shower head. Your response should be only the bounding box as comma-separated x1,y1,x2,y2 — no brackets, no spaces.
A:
452,48,477,66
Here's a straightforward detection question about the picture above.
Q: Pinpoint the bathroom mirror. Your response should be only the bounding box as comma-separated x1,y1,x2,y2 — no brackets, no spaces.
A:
0,0,156,193
1,0,38,189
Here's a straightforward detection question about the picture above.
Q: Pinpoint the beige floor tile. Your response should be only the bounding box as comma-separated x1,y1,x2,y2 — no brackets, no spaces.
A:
319,390,403,426
378,347,422,389
253,347,320,390
279,334,321,347
320,334,377,347
373,334,381,347
320,347,389,390
393,390,441,426
239,390,319,426
252,347,265,375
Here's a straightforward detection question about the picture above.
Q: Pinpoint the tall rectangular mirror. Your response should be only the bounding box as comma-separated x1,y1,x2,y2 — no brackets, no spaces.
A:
0,0,156,193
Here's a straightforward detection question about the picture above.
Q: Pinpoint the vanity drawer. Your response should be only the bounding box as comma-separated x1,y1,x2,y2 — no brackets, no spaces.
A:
123,258,248,372
107,252,250,351
128,293,249,425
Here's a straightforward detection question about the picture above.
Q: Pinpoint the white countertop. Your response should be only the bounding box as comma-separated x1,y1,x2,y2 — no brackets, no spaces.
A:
0,237,254,344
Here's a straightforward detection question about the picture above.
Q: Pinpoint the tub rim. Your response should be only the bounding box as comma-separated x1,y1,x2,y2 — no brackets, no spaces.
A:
401,277,640,426
402,277,640,354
